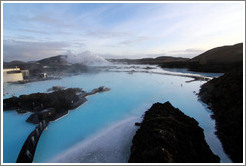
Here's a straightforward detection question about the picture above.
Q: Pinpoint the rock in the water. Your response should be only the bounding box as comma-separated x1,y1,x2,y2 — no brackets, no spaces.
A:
98,86,110,92
3,86,110,124
47,86,65,92
128,101,220,163
3,88,85,112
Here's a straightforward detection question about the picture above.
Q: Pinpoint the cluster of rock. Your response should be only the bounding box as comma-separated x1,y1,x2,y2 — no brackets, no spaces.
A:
128,102,220,163
199,71,243,162
3,86,110,124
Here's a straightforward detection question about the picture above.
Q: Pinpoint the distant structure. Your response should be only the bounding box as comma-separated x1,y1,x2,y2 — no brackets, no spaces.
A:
3,67,30,83
3,67,24,83
21,70,30,79
39,73,47,78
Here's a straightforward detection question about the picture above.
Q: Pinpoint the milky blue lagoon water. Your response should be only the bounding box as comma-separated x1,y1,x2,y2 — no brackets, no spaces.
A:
3,67,231,163
161,68,224,77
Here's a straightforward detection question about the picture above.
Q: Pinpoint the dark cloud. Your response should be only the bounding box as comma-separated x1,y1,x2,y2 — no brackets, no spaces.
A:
3,40,70,62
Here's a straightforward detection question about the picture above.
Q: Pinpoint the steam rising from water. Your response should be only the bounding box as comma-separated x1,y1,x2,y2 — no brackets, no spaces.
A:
64,51,110,66
50,117,140,163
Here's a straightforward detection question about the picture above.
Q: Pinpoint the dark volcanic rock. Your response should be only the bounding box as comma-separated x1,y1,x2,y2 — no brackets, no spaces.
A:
128,102,220,163
3,86,110,124
3,88,85,112
199,71,243,163
47,86,66,92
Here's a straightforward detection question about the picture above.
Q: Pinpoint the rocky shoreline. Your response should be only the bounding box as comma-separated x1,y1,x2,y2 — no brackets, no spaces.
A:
128,102,220,163
3,86,110,124
199,71,243,162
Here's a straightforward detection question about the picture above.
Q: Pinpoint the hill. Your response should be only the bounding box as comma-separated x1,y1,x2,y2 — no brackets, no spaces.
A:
192,43,243,64
37,55,68,66
3,61,30,69
161,43,243,73
109,43,243,73
108,56,188,65
3,55,88,78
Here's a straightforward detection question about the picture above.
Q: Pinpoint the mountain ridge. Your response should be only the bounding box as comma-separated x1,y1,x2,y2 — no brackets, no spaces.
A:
191,43,243,64
4,43,243,73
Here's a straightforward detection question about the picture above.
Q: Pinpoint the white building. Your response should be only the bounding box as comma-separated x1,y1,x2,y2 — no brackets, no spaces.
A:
3,68,24,83
40,73,47,78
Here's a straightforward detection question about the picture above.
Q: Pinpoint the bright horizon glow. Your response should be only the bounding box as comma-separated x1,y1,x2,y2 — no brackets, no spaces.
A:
2,1,245,62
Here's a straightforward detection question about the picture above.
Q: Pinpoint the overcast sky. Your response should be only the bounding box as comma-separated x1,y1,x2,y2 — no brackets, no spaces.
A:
3,2,245,62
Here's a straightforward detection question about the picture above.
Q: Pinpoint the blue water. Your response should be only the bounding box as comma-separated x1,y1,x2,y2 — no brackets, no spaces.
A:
3,111,34,162
3,70,231,163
